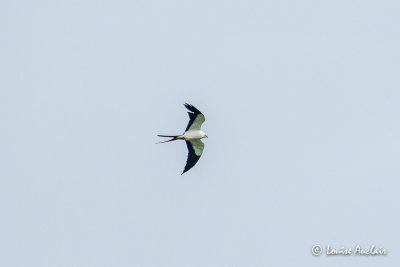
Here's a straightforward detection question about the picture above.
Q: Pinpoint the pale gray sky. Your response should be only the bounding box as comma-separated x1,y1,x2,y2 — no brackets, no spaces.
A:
1,1,399,266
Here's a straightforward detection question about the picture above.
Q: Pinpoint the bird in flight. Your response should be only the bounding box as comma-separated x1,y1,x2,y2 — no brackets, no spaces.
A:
157,103,207,174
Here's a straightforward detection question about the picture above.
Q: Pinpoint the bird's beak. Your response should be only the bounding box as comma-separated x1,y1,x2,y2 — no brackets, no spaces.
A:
205,135,208,138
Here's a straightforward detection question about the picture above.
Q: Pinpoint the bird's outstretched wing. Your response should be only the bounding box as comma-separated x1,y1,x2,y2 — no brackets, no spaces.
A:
182,139,204,174
184,103,205,131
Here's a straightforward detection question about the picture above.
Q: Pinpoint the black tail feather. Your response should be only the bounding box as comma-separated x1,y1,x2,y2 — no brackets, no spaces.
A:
156,135,179,144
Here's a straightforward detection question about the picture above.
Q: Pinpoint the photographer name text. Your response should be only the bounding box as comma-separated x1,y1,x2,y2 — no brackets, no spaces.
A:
327,245,387,256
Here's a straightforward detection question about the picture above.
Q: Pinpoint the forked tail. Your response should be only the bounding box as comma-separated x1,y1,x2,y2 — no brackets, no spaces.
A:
156,135,179,144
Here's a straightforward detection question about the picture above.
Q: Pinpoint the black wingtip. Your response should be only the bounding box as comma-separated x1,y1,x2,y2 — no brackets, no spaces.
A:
184,103,202,114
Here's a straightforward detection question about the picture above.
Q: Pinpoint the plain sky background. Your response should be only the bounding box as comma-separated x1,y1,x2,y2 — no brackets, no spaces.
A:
1,0,399,266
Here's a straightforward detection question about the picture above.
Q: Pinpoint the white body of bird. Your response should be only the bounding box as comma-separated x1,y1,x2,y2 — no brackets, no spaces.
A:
181,130,207,140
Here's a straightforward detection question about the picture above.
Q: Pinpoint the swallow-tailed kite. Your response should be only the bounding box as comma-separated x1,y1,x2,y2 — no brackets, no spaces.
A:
157,103,207,174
